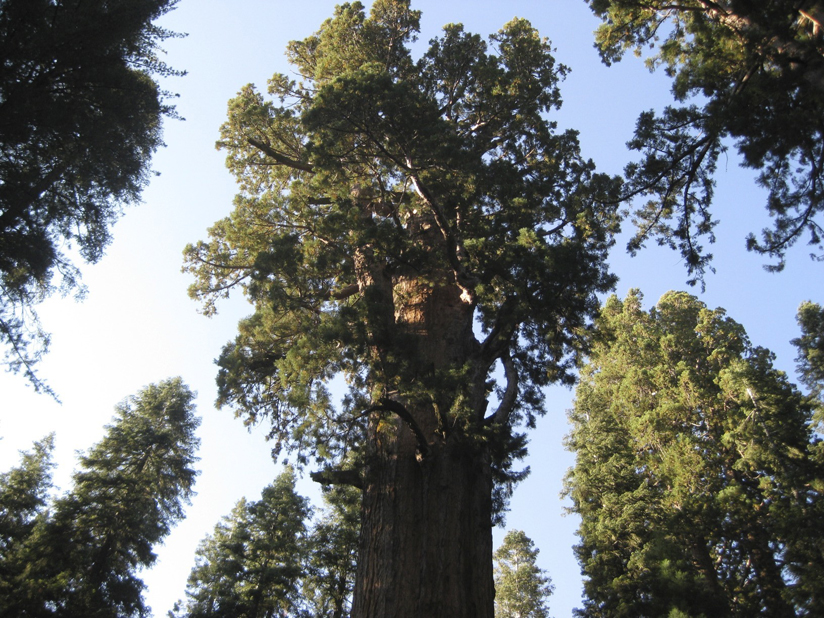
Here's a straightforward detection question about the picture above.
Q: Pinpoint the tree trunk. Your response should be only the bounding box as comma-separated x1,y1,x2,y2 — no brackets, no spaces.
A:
688,534,730,616
351,269,496,617
352,421,495,617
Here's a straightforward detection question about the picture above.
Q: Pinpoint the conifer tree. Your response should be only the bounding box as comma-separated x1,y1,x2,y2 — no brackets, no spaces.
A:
0,435,55,612
182,469,358,618
794,301,824,400
185,1,620,613
0,378,200,617
565,291,824,617
493,530,553,618
183,468,310,617
302,485,360,618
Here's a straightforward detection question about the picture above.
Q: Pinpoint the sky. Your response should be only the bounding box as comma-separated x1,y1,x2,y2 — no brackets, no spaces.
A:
0,1,820,616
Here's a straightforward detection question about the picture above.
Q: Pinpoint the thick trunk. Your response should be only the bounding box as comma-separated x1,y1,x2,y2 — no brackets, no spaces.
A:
351,271,496,617
352,423,495,617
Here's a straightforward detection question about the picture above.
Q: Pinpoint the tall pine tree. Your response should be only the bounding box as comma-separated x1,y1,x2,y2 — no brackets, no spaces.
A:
0,378,200,617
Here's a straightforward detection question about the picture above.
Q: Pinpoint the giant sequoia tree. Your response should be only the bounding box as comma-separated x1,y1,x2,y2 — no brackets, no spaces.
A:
565,291,824,617
0,0,183,390
586,0,824,280
185,1,620,614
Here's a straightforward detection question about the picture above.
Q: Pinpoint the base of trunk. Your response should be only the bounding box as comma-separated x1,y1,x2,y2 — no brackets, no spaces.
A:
352,424,494,618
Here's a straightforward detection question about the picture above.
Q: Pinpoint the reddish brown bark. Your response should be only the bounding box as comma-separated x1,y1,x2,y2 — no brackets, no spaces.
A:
352,416,495,617
351,269,497,617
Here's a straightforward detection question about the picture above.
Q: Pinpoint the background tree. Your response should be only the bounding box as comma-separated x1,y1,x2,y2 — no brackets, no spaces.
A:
301,485,360,618
565,291,824,617
0,378,200,617
0,435,55,612
0,0,184,391
585,0,824,281
181,470,357,618
184,1,620,614
493,530,553,618
182,498,254,618
794,301,824,400
185,468,310,618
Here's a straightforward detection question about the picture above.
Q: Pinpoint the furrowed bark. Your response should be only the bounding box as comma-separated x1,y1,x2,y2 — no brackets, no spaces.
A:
352,267,496,617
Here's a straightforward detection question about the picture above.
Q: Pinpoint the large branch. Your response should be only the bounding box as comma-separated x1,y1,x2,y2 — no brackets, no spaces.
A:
405,165,477,303
479,296,518,363
310,468,364,489
375,397,430,456
323,283,360,301
483,352,518,426
246,137,314,173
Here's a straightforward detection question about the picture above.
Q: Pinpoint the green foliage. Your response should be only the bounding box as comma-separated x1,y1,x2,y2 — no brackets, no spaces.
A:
185,0,620,491
794,300,824,400
565,291,824,616
0,378,200,617
0,435,55,607
181,471,359,618
184,468,310,617
0,0,184,392
493,530,553,618
586,0,824,280
302,485,360,618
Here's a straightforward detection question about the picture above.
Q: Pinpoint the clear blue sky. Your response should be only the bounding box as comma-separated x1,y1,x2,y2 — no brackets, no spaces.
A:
0,1,819,615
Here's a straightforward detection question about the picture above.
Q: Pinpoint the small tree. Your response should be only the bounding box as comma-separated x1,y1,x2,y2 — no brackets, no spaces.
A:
184,468,311,617
493,530,553,618
0,378,200,617
182,473,360,618
183,498,254,617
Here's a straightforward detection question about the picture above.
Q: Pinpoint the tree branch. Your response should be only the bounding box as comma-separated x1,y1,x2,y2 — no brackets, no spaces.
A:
322,283,360,301
374,397,430,456
484,352,518,426
310,468,364,490
246,137,314,173
479,296,518,363
406,166,478,303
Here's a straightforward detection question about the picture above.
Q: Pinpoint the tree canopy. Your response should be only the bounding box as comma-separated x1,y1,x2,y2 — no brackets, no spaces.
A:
185,0,620,499
565,291,824,617
586,0,824,281
0,378,200,617
0,0,183,391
